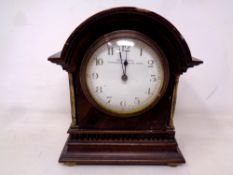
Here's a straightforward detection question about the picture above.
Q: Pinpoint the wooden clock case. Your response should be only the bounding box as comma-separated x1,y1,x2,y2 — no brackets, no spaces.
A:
48,7,202,165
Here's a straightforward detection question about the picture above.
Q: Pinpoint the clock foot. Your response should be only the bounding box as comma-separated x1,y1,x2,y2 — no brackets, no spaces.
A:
63,162,76,166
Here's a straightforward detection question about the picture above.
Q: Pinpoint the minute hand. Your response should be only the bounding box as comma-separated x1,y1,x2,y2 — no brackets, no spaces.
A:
119,48,125,75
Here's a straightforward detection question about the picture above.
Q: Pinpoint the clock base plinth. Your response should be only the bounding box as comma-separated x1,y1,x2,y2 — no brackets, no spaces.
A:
59,136,185,165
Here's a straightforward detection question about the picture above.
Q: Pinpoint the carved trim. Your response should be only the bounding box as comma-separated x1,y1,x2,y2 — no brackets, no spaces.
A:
169,76,180,128
68,73,76,126
70,133,174,142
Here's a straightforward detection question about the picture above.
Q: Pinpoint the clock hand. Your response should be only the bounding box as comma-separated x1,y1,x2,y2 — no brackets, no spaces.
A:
123,50,129,75
119,48,128,81
118,48,125,74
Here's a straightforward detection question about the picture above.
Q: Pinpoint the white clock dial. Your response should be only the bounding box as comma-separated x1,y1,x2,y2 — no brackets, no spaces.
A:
80,31,169,117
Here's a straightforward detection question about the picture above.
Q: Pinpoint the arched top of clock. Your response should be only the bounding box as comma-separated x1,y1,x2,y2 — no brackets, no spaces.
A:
48,7,202,74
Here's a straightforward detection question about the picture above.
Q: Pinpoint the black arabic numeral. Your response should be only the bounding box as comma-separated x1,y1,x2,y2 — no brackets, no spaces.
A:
91,73,99,79
106,96,112,104
95,86,103,93
107,46,113,55
148,60,154,68
150,75,157,82
134,97,140,105
140,48,143,56
120,100,127,107
147,88,152,95
96,58,103,65
122,45,130,52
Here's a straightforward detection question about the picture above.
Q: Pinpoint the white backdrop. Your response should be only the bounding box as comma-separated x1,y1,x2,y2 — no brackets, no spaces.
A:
0,0,233,175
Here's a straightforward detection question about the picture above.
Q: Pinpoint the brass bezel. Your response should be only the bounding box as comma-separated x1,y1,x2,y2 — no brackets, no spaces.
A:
80,30,170,117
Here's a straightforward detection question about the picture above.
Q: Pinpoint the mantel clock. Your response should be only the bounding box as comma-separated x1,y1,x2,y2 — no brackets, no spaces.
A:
48,7,202,165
